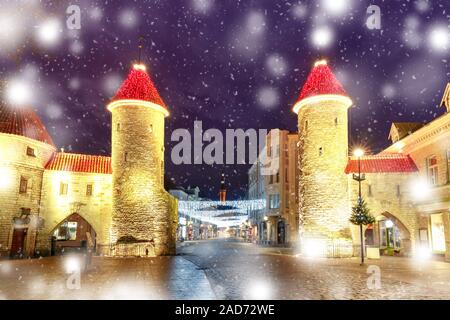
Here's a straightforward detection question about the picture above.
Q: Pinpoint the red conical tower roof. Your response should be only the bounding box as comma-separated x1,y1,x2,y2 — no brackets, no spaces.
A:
0,102,54,146
293,60,351,113
112,64,167,108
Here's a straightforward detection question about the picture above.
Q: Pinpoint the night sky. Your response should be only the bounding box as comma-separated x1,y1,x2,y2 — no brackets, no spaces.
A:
1,0,449,199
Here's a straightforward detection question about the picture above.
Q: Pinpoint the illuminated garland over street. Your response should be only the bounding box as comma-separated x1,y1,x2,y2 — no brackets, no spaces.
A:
178,199,266,227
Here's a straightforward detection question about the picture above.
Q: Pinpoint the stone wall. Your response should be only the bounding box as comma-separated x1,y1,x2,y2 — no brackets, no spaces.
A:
36,170,112,255
348,172,421,256
0,133,55,257
297,99,352,244
110,103,177,256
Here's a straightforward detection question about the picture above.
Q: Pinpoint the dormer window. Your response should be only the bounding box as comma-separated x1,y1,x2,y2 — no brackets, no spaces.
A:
26,146,36,157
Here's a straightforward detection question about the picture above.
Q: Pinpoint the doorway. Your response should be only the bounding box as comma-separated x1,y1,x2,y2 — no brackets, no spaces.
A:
10,228,28,258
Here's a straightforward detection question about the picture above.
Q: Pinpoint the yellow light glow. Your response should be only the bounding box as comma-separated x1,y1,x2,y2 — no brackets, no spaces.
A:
303,238,327,257
353,148,364,157
292,94,352,114
107,99,169,117
0,166,14,190
133,64,146,71
393,141,405,153
314,59,327,67
410,178,431,201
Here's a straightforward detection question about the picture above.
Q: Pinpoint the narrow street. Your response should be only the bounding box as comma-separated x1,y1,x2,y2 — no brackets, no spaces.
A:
1,238,450,300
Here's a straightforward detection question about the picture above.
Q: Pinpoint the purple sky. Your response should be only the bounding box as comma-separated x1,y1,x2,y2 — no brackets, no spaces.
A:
1,0,449,199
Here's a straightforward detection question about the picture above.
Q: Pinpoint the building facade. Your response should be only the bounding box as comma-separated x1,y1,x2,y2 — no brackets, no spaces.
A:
0,62,178,258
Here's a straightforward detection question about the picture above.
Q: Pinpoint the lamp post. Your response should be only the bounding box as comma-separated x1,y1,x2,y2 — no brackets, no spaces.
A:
352,148,365,265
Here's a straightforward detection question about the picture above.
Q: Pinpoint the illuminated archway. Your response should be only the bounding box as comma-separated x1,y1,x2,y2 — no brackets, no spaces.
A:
51,213,96,255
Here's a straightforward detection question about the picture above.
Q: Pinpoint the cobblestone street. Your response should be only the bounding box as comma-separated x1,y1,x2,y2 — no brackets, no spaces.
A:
1,238,450,300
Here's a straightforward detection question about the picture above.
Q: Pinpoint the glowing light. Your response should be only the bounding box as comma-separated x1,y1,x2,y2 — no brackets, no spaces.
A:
5,79,32,106
293,95,352,114
0,8,27,55
314,59,327,67
64,256,80,273
246,280,273,299
410,178,431,200
393,141,405,153
36,18,62,47
415,245,432,260
107,100,170,117
263,216,268,221
265,54,287,77
291,4,307,19
303,239,327,257
192,0,214,14
384,220,394,228
428,25,449,52
311,26,333,48
353,148,365,158
321,0,352,16
133,64,146,71
118,9,139,29
257,86,279,109
0,167,14,190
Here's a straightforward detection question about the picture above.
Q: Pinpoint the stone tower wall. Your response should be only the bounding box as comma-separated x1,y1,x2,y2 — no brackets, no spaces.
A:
297,100,352,242
110,103,177,256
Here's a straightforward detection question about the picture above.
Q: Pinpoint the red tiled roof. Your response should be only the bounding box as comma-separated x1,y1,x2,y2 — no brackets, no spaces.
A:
345,154,418,174
0,103,54,146
45,152,112,174
296,61,348,103
112,64,167,108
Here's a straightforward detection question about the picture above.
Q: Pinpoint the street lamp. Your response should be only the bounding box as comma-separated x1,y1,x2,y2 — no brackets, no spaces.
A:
352,148,366,265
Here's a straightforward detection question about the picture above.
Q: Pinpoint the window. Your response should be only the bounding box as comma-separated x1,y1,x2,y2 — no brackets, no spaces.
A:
54,221,77,241
285,168,288,182
116,123,120,132
149,124,153,133
304,120,308,131
334,117,338,126
19,177,28,194
269,175,273,184
319,147,323,156
124,152,129,162
275,172,279,183
396,185,401,198
285,194,289,208
269,194,280,209
86,184,93,196
367,184,372,197
26,146,35,157
426,155,438,186
60,182,68,195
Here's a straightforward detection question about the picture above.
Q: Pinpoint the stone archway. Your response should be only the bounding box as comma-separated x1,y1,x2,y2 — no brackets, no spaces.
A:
376,211,412,256
51,213,96,255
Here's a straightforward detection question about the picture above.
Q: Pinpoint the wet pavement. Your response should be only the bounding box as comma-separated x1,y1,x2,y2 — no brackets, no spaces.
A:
179,238,450,300
1,238,450,300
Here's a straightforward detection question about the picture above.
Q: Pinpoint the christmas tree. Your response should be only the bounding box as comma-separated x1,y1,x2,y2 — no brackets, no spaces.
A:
350,198,375,226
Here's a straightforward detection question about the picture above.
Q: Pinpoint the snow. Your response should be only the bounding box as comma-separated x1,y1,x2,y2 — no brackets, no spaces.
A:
257,86,279,110
311,25,333,48
35,18,63,48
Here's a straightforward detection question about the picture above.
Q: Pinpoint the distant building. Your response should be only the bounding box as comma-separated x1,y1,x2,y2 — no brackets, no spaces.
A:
248,129,298,246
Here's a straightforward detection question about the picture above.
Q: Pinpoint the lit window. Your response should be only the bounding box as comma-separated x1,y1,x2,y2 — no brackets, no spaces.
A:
60,182,68,195
26,146,36,157
269,193,280,209
54,221,77,241
19,177,28,194
426,155,438,186
86,184,93,196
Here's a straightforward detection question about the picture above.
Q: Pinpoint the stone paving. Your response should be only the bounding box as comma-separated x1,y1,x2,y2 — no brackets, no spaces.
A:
1,238,450,300
0,255,215,300
179,238,450,300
